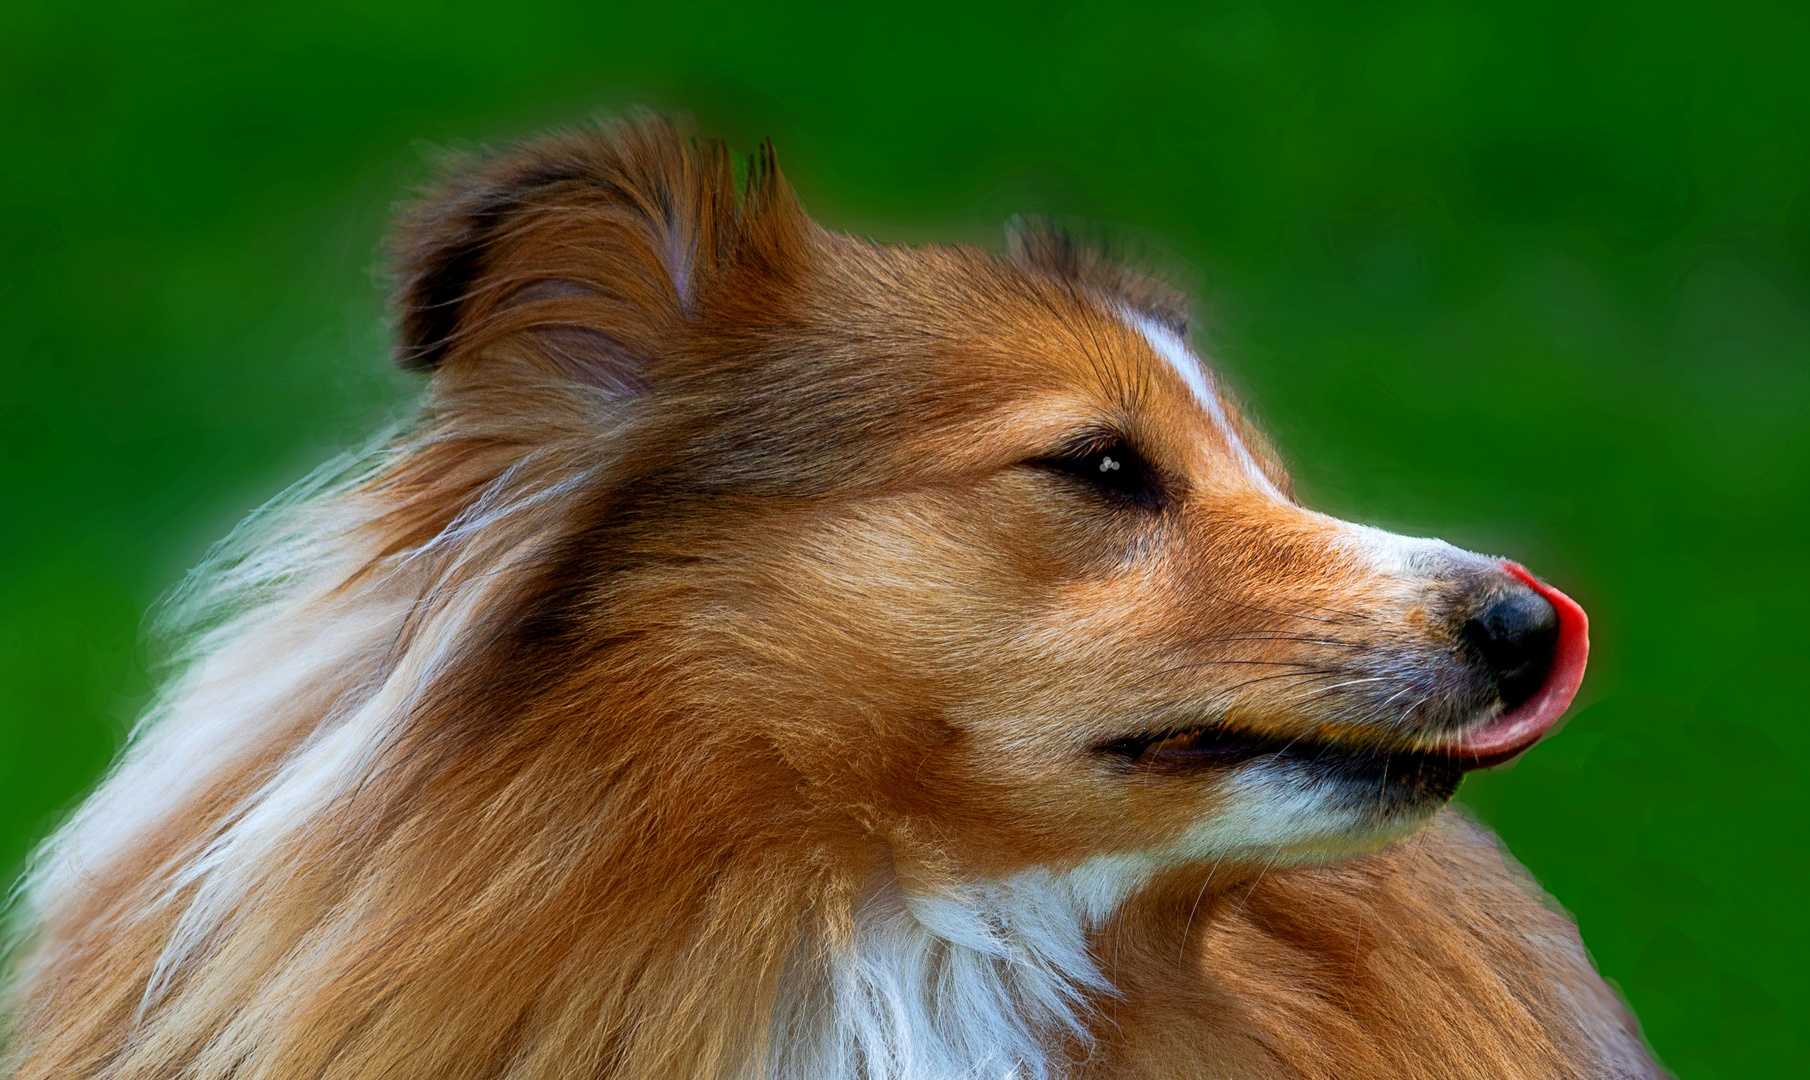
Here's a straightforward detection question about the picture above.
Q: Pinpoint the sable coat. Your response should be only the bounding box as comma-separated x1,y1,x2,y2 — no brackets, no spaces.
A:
4,114,1660,1080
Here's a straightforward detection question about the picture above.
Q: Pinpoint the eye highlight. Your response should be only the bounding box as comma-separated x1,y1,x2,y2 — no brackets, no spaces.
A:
1033,438,1163,508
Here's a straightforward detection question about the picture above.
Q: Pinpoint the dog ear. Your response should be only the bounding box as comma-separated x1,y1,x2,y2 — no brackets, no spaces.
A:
389,112,803,395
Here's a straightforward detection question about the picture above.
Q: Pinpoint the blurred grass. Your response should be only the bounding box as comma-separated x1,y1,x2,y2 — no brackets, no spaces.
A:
2,1,1807,1074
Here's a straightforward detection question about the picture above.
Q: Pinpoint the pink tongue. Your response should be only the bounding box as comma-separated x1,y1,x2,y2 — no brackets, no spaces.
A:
1451,562,1590,767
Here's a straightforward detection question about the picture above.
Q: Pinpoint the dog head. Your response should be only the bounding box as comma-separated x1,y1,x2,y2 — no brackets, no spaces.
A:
391,114,1588,891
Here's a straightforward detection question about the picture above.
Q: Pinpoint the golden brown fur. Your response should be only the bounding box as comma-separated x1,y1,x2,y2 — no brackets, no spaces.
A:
3,113,1660,1078
1090,813,1652,1079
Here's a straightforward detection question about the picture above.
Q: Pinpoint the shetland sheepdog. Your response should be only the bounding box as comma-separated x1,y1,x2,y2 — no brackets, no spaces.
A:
3,114,1660,1079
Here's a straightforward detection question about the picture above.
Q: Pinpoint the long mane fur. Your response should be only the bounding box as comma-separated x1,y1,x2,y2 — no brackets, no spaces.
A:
12,117,788,1079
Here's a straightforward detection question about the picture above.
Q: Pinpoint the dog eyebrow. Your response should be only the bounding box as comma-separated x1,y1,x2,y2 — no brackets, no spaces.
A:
1120,308,1284,502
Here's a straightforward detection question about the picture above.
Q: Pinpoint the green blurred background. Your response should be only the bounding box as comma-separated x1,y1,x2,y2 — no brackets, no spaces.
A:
4,1,1807,1074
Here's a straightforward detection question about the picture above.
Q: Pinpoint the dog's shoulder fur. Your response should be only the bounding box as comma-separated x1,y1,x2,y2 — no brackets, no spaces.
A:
1093,811,1656,1079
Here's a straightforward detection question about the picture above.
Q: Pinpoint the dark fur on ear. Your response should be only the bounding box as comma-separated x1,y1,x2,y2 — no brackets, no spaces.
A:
389,111,803,391
1006,215,1192,336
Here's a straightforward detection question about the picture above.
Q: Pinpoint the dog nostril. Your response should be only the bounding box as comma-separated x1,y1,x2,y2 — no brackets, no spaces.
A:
1459,586,1560,709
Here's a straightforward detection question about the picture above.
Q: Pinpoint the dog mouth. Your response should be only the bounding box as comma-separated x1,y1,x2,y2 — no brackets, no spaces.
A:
1096,724,1465,805
1097,562,1591,787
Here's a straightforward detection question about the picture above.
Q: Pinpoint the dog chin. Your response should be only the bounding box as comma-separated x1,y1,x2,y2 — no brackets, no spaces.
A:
1180,756,1460,864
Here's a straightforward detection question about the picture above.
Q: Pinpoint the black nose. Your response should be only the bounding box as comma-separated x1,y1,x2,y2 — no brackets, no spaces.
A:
1459,583,1560,708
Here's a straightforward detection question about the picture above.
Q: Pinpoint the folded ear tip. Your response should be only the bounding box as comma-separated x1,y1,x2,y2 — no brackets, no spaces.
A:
385,114,724,385
386,111,812,391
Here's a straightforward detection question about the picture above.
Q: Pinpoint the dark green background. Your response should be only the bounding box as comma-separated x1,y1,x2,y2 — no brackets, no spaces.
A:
4,2,1807,1075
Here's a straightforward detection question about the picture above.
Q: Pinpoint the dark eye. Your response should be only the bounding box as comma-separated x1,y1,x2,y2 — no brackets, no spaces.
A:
1034,439,1163,507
